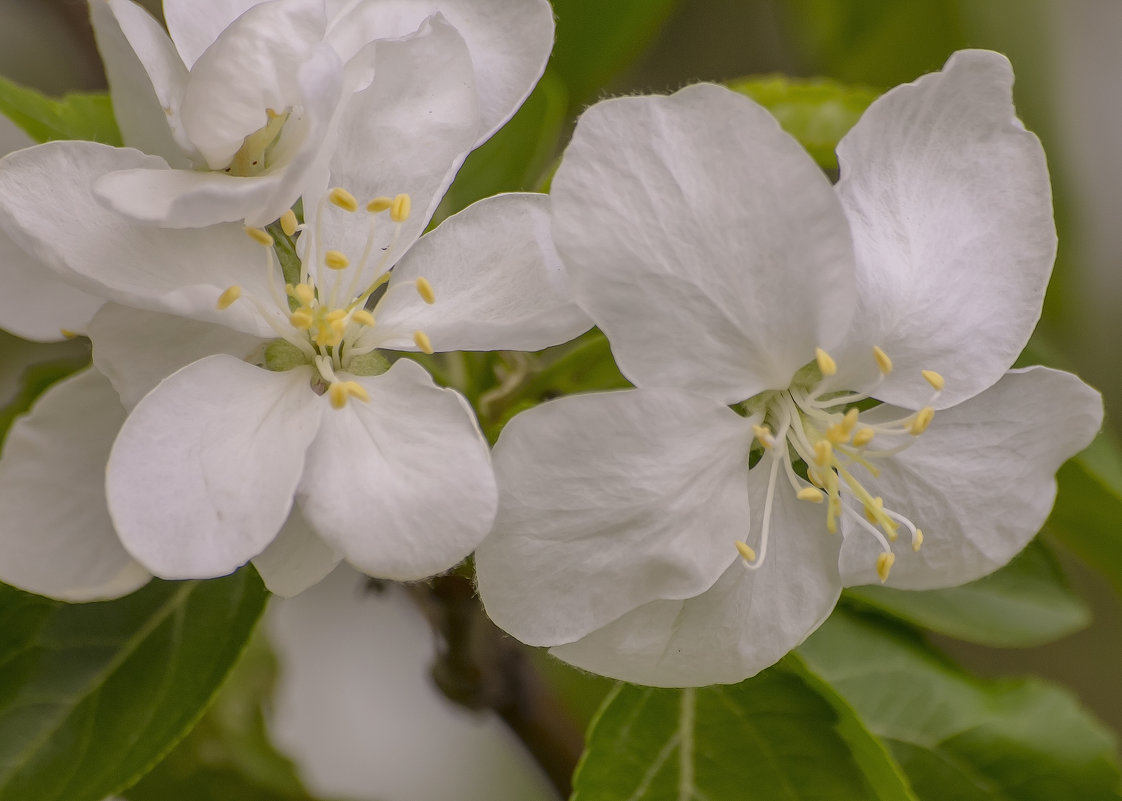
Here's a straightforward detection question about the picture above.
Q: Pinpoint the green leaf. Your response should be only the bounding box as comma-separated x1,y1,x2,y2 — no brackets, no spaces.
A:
571,657,915,801
1046,433,1122,598
727,76,878,170
845,539,1090,647
0,569,269,801
800,609,1122,801
0,75,121,145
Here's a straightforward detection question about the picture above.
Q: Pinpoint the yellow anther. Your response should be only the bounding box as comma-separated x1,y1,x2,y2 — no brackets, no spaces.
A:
752,424,774,449
876,552,896,583
288,283,315,306
413,330,434,354
366,196,393,213
912,529,924,552
351,309,376,327
864,496,885,524
289,309,314,329
280,209,298,237
807,468,824,488
325,250,350,270
813,439,833,468
245,227,273,247
326,309,347,322
391,193,411,223
921,370,945,392
826,423,850,446
328,187,359,213
797,487,825,503
815,347,837,376
841,407,859,434
735,540,757,563
851,427,876,447
217,285,242,310
909,407,935,435
60,328,78,339
415,277,436,304
873,345,893,375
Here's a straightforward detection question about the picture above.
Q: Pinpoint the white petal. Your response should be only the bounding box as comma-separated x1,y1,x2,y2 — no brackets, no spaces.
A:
107,355,323,578
253,507,341,596
88,303,267,410
181,0,328,169
0,111,32,152
325,0,553,141
838,366,1102,589
164,0,261,68
0,229,103,342
0,368,150,601
91,0,192,164
550,461,843,687
319,15,480,264
0,141,276,336
552,83,856,404
298,358,495,580
831,51,1055,408
373,193,591,352
475,388,753,649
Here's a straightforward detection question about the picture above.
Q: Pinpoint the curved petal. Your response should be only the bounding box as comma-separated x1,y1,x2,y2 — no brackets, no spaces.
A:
181,0,328,169
107,355,323,578
0,111,32,152
164,0,261,68
373,193,591,352
552,83,856,404
0,141,277,337
838,366,1102,589
550,460,843,687
831,50,1055,409
319,15,480,264
475,388,753,649
0,229,103,342
253,506,342,596
89,303,267,410
325,0,553,141
91,0,192,164
0,368,151,601
298,358,494,579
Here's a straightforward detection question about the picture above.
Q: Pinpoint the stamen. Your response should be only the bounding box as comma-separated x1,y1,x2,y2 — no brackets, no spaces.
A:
329,187,359,213
327,380,370,410
280,209,299,237
815,347,837,376
413,330,434,354
813,439,833,468
60,328,78,339
921,369,945,392
752,424,775,449
873,345,893,375
908,407,934,435
796,487,824,503
415,277,436,304
217,285,242,309
876,552,895,583
734,540,757,563
851,427,876,447
351,309,376,327
912,528,924,552
391,193,411,223
245,227,274,247
324,250,350,270
289,309,313,329
366,196,393,213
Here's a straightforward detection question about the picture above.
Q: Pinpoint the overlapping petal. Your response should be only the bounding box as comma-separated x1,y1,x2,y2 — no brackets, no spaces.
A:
831,50,1055,409
551,83,856,404
838,367,1102,589
0,230,103,342
372,193,591,352
164,0,262,68
253,507,342,597
107,355,322,578
476,388,752,648
298,358,494,580
0,368,150,601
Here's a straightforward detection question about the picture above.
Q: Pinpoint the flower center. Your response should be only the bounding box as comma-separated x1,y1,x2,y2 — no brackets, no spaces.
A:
733,346,944,583
216,186,437,408
222,108,291,177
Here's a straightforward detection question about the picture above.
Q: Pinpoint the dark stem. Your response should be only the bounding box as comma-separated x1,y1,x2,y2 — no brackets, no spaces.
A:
403,574,584,798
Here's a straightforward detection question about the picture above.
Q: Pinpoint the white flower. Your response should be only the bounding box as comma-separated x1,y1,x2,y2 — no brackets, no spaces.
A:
90,0,554,227
474,51,1104,687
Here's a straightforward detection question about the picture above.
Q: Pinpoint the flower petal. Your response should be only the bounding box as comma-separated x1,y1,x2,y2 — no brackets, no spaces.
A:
549,460,843,687
838,366,1102,589
89,303,267,410
107,355,322,579
164,0,260,68
253,507,341,597
298,358,494,580
475,388,753,649
325,0,553,141
373,193,591,352
0,368,150,601
91,0,193,164
552,83,856,404
0,110,32,152
0,141,277,337
831,50,1055,408
180,0,328,169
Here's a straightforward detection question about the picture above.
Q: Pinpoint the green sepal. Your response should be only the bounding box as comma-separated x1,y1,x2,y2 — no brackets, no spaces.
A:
347,351,390,377
262,339,307,372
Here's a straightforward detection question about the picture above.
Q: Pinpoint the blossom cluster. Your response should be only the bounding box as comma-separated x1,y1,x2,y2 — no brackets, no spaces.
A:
0,1,1101,688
